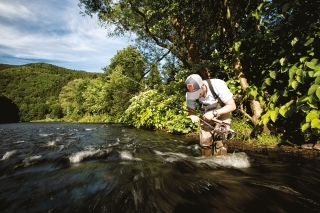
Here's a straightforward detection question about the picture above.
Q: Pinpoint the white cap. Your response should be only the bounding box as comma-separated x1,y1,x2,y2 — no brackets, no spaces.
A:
185,74,203,100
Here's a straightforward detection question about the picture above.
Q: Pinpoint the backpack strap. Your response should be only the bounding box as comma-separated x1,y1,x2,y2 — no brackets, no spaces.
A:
206,79,224,106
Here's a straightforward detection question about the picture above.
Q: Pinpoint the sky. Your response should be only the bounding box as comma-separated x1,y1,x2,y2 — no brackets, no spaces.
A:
0,0,132,73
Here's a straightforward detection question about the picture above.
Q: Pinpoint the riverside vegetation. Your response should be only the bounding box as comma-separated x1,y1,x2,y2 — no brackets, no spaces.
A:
1,0,320,153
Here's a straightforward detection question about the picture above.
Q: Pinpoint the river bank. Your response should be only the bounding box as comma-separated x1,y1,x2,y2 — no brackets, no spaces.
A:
226,140,320,160
182,132,320,160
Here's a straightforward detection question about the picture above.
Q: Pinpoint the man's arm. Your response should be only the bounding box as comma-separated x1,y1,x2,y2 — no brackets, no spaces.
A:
203,98,236,121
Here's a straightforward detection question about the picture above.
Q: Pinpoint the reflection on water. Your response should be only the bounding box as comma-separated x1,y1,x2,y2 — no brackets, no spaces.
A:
0,122,319,213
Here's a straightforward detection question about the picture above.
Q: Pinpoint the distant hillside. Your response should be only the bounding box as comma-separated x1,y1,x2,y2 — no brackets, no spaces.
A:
0,63,102,122
0,64,20,71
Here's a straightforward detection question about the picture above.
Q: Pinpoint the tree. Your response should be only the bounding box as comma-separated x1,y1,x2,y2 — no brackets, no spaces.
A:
82,78,108,115
105,66,136,120
80,0,230,76
79,0,320,143
59,78,89,120
244,0,320,142
79,0,265,125
146,64,162,89
103,45,146,84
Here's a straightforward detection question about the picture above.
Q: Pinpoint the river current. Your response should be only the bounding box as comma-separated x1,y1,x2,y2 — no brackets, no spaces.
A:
0,122,319,213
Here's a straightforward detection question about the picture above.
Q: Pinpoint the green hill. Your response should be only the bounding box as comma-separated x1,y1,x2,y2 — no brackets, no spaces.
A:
0,63,102,122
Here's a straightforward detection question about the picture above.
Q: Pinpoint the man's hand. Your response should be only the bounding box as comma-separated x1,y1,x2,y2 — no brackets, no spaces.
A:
203,111,215,121
188,115,200,123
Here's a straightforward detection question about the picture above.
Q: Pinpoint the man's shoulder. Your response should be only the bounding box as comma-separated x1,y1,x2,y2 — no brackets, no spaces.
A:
207,78,227,88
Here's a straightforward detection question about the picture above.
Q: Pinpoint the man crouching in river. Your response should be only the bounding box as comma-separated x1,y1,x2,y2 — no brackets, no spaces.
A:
185,74,236,157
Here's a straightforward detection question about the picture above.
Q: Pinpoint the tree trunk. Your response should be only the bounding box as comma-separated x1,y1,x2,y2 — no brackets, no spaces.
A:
224,0,264,126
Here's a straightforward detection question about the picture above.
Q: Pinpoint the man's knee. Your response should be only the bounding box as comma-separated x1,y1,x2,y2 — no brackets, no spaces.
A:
213,140,227,156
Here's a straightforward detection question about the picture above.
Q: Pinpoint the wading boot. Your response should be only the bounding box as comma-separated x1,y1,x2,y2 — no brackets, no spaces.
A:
201,146,213,157
213,141,227,156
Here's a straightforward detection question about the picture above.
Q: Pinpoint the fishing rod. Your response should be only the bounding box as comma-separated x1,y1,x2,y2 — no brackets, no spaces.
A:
165,104,236,134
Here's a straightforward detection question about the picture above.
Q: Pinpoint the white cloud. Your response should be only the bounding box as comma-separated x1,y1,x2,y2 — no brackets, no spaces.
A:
0,0,131,72
0,1,35,20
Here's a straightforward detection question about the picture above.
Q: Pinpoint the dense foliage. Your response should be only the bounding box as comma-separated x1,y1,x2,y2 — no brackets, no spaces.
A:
79,0,320,144
0,63,99,121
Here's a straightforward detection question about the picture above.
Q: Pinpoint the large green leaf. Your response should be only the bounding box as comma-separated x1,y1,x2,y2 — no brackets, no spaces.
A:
270,108,279,122
308,71,314,77
308,84,319,95
305,59,320,70
315,76,320,84
306,110,319,122
279,106,287,118
314,71,320,77
295,75,303,83
289,65,298,79
311,119,320,129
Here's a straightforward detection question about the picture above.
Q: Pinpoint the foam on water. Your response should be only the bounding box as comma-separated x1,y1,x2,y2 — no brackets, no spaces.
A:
196,152,251,168
14,140,25,144
1,150,17,160
154,150,189,162
153,149,250,168
23,155,42,166
46,141,56,146
119,150,142,161
69,150,100,163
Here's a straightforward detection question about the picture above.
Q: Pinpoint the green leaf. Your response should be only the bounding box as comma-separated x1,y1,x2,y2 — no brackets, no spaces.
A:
291,37,298,46
306,110,319,122
234,41,241,52
291,80,299,90
300,105,310,113
270,109,279,122
279,106,287,118
308,84,319,95
296,75,303,83
305,59,320,70
314,71,320,77
289,65,298,79
308,71,314,77
315,76,320,84
304,37,314,46
316,88,320,100
311,119,320,129
308,97,318,109
300,56,308,63
301,123,310,132
265,77,272,86
270,93,279,103
285,100,294,107
270,71,276,79
262,117,270,125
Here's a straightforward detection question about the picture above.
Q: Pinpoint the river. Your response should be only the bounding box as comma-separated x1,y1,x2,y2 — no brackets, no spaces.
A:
0,122,319,213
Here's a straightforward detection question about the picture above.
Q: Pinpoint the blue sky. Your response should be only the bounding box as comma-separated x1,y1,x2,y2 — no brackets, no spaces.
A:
0,0,131,73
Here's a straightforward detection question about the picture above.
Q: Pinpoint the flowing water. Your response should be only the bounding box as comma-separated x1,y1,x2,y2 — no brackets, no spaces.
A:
0,122,319,213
